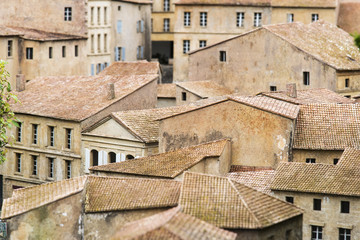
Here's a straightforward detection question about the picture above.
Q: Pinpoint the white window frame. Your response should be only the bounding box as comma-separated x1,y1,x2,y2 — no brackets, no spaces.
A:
26,48,33,60
199,40,207,48
339,228,351,240
254,12,262,27
312,14,319,22
48,157,55,178
183,40,190,54
65,160,72,179
66,128,72,149
237,12,244,27
184,12,191,26
163,18,170,32
311,226,323,240
164,0,170,11
287,13,294,23
200,12,207,27
32,155,38,176
64,7,72,21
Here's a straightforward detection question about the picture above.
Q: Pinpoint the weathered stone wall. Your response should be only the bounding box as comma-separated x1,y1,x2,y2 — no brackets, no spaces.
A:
175,86,202,105
159,100,294,167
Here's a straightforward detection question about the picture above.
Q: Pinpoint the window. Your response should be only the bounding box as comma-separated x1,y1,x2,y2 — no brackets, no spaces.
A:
287,13,294,23
48,126,55,147
311,226,323,240
109,152,116,163
97,34,101,53
200,12,207,27
303,71,310,85
64,7,72,21
306,158,316,163
199,40,207,48
26,48,33,59
312,14,319,22
75,45,78,57
90,7,94,25
183,40,190,54
126,154,135,160
220,51,226,62
163,18,170,32
104,7,107,25
96,63,101,74
32,124,38,144
118,6,121,11
15,153,21,173
65,128,72,149
97,7,101,25
49,47,53,59
65,160,71,179
91,34,94,53
285,196,294,204
182,92,187,101
32,155,38,176
184,12,191,26
345,78,349,88
48,157,54,178
117,20,122,33
115,47,122,61
137,46,144,59
16,122,22,142
339,228,351,240
91,150,99,166
254,12,262,27
345,95,351,98
334,158,339,165
270,86,277,91
62,46,66,58
103,34,107,52
341,201,350,213
313,198,321,211
237,12,245,27
7,40,13,57
164,0,170,11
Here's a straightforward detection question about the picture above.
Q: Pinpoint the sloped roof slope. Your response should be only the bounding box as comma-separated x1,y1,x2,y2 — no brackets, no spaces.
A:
112,207,237,240
99,61,159,76
12,74,158,121
176,81,233,98
227,170,275,194
294,104,360,150
90,139,229,178
180,172,302,229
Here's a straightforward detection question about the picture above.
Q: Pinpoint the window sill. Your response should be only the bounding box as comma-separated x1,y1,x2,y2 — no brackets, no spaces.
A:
29,175,39,179
14,172,23,176
46,177,54,181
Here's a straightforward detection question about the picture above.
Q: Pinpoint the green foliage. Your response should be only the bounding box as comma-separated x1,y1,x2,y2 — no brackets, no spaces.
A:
0,61,18,163
352,32,360,50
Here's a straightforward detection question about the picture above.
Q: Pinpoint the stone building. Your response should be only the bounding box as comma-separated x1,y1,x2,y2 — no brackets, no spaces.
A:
89,139,231,179
2,74,158,200
180,172,303,239
271,148,360,240
157,83,176,107
1,175,181,240
0,26,87,87
188,21,360,97
87,0,152,75
337,1,360,34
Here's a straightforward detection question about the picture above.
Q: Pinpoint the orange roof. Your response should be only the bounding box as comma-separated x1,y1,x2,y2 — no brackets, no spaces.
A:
176,81,233,98
99,61,160,76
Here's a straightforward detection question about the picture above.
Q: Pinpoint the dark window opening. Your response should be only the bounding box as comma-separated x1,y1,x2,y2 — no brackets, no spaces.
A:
26,48,33,59
285,196,294,204
341,201,350,213
345,78,349,88
182,92,187,101
306,158,316,163
49,47,53,59
311,226,323,240
220,51,226,62
75,45,78,57
65,160,71,179
270,86,277,92
303,71,310,85
339,228,351,240
126,154,135,160
32,155,38,176
62,46,66,58
109,152,116,163
333,158,339,165
313,198,321,211
91,150,99,166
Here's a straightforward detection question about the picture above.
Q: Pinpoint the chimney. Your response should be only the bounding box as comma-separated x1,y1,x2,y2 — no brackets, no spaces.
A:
107,83,115,100
286,83,297,98
16,74,25,92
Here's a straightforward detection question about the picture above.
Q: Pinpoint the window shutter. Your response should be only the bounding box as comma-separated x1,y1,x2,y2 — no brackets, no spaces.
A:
101,63,105,71
141,46,144,59
141,20,144,32
115,47,119,61
136,21,140,33
137,46,139,59
91,64,95,76
122,47,125,61
117,20,122,33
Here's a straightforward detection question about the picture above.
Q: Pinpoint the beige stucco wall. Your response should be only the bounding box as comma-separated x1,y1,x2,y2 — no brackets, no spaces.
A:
157,97,176,108
271,7,336,25
151,0,175,41
336,71,360,97
292,149,343,165
175,86,202,105
274,191,360,240
6,191,84,240
188,28,338,95
160,100,294,167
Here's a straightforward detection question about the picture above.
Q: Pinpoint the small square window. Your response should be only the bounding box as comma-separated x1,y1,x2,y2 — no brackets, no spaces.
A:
334,158,339,165
199,40,207,48
339,228,351,240
220,51,226,62
312,226,323,240
270,86,277,92
287,13,294,23
285,196,294,204
303,71,310,85
312,13,319,22
345,78,349,88
341,201,350,213
306,158,316,163
182,92,187,101
313,198,321,211
285,230,292,240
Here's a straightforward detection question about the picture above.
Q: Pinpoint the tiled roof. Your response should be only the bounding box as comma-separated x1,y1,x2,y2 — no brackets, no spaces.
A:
271,161,360,197
230,165,273,172
157,84,176,98
85,176,181,212
294,104,360,150
264,21,360,70
112,207,237,240
90,139,229,178
1,176,87,219
338,2,360,34
271,0,336,7
175,0,270,6
259,88,354,105
110,105,201,143
180,172,303,229
99,61,160,76
336,147,360,168
227,170,275,195
176,81,233,98
12,74,158,121
0,26,86,40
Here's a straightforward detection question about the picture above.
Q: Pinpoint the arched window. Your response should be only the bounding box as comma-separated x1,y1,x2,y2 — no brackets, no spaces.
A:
91,150,99,166
126,154,134,160
108,152,116,163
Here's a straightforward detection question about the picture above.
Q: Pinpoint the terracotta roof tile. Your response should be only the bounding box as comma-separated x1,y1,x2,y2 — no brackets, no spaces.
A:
0,26,86,40
227,170,275,194
176,81,233,98
264,21,360,70
112,207,237,240
85,176,181,212
271,160,360,197
259,88,354,105
338,2,360,34
12,74,158,121
99,61,160,76
294,104,360,150
271,0,336,7
180,172,303,229
336,147,360,168
157,84,176,98
1,176,87,219
230,165,274,172
90,139,229,178
175,0,270,6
